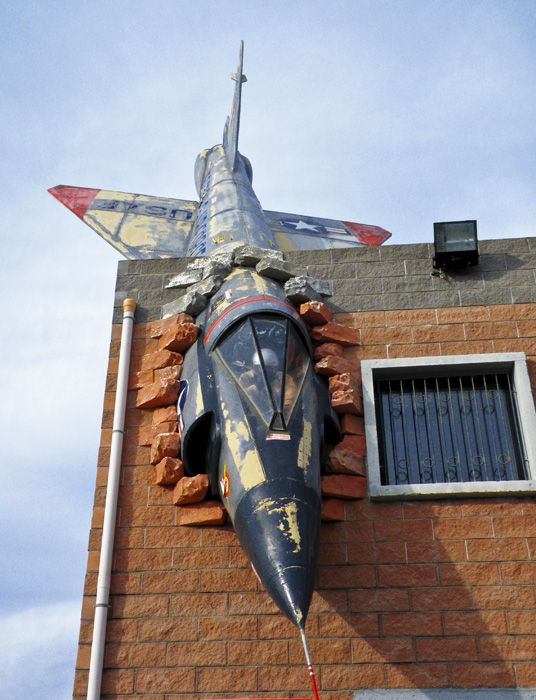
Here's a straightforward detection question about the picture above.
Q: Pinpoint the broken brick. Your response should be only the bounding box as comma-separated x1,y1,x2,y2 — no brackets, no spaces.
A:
325,447,366,476
136,379,181,409
140,349,183,372
321,499,345,522
328,372,362,394
150,432,181,465
153,406,178,426
299,300,334,326
158,323,199,353
321,475,367,500
136,422,178,446
331,389,363,416
340,414,365,436
172,474,209,505
315,356,361,377
311,322,360,346
176,501,227,526
154,365,182,383
149,313,194,339
338,434,366,454
314,343,344,361
154,456,184,485
128,369,154,390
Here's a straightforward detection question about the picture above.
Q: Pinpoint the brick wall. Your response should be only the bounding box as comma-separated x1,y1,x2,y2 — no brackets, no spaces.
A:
74,240,536,698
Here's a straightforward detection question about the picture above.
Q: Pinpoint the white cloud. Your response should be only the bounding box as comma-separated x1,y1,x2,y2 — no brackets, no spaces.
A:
0,601,81,700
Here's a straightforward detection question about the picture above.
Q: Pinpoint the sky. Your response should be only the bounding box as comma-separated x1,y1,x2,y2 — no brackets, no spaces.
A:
1,1,535,697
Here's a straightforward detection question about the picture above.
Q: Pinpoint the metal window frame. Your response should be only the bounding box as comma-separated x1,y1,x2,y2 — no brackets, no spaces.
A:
362,353,536,500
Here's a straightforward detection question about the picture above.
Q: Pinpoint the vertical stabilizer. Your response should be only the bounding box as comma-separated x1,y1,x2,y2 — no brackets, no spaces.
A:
223,41,247,171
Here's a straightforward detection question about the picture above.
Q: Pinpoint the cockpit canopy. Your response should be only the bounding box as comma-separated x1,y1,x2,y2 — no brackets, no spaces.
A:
215,314,310,431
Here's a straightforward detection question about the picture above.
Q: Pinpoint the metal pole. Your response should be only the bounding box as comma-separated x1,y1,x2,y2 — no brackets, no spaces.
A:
87,298,136,700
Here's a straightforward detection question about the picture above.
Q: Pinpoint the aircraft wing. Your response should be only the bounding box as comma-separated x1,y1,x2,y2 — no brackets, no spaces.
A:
48,185,198,259
264,209,392,251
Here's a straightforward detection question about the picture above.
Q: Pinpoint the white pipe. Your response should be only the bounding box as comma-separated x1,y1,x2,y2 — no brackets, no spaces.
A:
87,298,136,700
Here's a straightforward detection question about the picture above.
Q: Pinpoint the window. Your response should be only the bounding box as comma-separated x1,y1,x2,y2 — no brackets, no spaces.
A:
361,353,536,499
215,313,310,431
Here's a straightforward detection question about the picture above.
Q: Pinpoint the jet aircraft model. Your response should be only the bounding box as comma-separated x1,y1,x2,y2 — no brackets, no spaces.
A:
50,43,392,697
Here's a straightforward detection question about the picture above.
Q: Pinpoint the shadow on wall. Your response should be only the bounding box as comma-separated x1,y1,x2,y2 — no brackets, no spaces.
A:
314,496,536,693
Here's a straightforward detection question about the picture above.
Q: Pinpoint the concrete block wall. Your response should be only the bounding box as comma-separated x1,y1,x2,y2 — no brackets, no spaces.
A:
74,239,536,698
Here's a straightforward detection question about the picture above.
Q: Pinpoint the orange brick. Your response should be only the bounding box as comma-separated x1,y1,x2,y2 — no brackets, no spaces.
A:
336,310,385,328
377,564,437,587
411,587,473,611
135,668,195,694
437,306,489,323
229,639,290,666
200,615,257,640
101,669,135,695
384,309,437,326
388,343,441,358
449,662,515,688
360,326,412,345
105,641,166,668
500,561,536,584
197,666,257,693
443,610,507,635
228,591,279,616
464,320,517,339
432,516,493,539
200,568,257,592
320,663,384,690
317,565,375,589
91,507,104,529
493,515,536,538
169,592,228,617
137,617,198,642
75,645,91,670
507,610,536,634
344,344,388,361
167,640,227,667
105,619,138,643
480,635,536,661
412,324,464,343
517,663,536,687
317,612,379,638
114,547,171,572
439,562,500,585
416,635,478,662
112,594,169,619
321,498,346,522
374,518,433,541
141,570,198,593
348,541,406,565
118,505,175,527
472,585,536,610
466,538,529,561
382,612,442,636
349,588,409,613
385,663,449,688
404,502,462,519
461,500,524,516
173,546,229,569
517,320,536,336
441,339,494,355
300,300,334,325
351,637,414,663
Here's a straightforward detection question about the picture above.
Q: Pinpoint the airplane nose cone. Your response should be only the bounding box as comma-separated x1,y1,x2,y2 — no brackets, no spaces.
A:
266,565,315,628
232,479,321,627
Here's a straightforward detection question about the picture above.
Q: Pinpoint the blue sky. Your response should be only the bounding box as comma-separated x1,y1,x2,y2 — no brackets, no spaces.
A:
1,1,535,698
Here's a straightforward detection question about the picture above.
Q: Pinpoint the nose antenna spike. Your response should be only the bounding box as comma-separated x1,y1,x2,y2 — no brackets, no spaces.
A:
299,626,320,700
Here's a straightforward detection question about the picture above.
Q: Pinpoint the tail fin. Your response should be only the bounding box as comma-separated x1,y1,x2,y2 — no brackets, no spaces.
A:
223,40,247,171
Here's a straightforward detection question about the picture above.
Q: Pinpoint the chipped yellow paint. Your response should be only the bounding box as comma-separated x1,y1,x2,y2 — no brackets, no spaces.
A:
297,418,313,472
273,229,297,252
221,397,265,491
254,499,302,554
195,376,204,416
